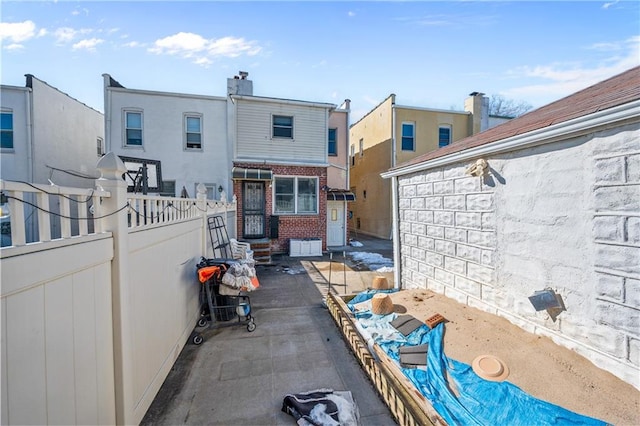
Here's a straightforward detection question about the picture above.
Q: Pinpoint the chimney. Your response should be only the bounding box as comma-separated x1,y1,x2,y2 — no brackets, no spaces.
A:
227,71,253,96
464,92,489,135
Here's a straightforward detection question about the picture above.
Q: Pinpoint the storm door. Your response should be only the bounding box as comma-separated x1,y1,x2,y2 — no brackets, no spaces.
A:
243,181,265,238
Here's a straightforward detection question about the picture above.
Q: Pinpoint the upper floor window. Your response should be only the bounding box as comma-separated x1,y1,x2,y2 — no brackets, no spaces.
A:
274,176,318,214
273,115,293,138
401,122,415,151
185,114,202,150
350,144,355,166
359,138,364,157
1,111,14,149
97,137,104,156
328,128,337,156
125,111,143,146
439,125,451,148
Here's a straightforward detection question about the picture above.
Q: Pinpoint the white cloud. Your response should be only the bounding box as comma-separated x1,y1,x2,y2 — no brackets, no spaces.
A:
5,43,24,51
149,32,261,66
72,38,104,52
503,36,640,105
0,20,37,43
602,0,619,9
54,27,92,44
122,40,144,48
348,11,356,17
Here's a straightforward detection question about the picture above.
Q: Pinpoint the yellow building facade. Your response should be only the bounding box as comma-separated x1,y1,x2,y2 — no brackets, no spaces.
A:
349,93,489,239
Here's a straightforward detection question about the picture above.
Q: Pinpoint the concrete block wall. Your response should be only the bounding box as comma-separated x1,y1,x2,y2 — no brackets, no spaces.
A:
396,124,640,388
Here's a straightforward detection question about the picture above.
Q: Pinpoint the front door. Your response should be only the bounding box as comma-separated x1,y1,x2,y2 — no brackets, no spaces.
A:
326,201,345,246
243,181,265,238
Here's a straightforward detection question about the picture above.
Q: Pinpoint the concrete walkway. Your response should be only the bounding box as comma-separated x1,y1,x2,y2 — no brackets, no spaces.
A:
141,235,396,425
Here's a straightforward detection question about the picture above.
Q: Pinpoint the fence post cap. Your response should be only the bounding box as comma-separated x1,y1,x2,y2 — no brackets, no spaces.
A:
96,152,127,180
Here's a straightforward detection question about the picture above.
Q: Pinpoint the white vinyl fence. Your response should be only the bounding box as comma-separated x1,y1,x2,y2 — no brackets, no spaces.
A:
1,153,237,425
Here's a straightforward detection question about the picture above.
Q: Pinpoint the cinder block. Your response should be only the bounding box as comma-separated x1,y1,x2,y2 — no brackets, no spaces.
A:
403,233,418,247
434,239,456,256
560,319,627,356
426,277,445,293
433,180,454,195
454,177,480,194
481,250,495,267
594,186,640,212
443,164,467,179
418,261,435,278
456,244,482,263
629,337,640,367
445,227,467,243
424,169,444,182
411,223,426,235
627,217,640,245
426,251,444,267
595,244,640,275
403,209,417,222
443,195,465,210
481,212,495,230
426,225,444,238
455,211,482,229
434,211,454,226
454,275,481,297
410,197,425,209
416,183,433,196
417,210,434,224
402,185,417,197
424,196,443,210
595,273,624,300
434,267,455,286
399,198,410,209
467,230,496,248
592,215,624,242
595,301,640,335
466,193,494,211
411,247,426,261
625,278,640,306
418,236,435,250
443,286,469,304
627,153,640,183
467,262,493,283
594,156,625,184
444,256,466,275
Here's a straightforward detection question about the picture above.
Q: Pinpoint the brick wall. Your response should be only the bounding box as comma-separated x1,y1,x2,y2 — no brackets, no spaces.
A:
233,163,327,253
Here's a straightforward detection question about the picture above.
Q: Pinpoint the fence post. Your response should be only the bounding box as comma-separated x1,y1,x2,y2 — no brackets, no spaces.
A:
196,183,208,257
96,153,134,425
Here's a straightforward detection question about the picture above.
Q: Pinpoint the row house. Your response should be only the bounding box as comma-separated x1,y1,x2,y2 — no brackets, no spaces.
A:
349,93,510,239
1,75,104,245
103,72,352,260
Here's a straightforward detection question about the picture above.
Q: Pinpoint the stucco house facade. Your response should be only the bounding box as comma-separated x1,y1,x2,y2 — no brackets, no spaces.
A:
350,93,509,239
381,66,640,389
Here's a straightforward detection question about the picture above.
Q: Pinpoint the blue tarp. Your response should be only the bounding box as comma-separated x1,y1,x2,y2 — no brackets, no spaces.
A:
347,290,608,426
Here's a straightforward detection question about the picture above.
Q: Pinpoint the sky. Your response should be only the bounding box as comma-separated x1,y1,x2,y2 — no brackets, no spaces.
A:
1,1,639,123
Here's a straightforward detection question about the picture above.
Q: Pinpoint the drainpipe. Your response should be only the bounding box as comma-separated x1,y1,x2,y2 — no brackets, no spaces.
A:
391,175,401,289
25,87,34,183
102,74,112,153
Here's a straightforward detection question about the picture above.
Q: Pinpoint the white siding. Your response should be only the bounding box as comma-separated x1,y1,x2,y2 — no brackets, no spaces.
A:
235,99,328,164
0,86,30,183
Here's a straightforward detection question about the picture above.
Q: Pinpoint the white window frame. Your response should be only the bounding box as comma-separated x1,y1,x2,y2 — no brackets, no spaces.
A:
272,114,294,139
97,137,104,157
273,176,318,215
184,113,203,150
123,109,143,148
359,138,364,157
401,122,415,151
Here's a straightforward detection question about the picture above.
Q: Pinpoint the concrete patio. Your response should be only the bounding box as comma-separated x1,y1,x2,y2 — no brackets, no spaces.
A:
141,235,397,425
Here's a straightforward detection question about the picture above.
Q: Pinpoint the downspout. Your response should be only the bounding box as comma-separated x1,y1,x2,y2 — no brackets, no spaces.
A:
25,87,34,183
345,100,351,246
390,96,401,288
102,74,113,154
391,175,401,289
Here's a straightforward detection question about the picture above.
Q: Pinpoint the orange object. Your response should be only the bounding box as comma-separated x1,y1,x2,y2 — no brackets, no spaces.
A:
250,276,260,289
425,313,447,329
198,266,221,283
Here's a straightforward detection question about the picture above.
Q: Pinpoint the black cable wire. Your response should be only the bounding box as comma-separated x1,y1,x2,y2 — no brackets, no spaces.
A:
5,181,95,203
46,165,100,180
2,194,129,220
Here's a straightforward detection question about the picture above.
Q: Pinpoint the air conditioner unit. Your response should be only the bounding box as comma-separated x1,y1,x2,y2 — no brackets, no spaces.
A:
289,238,322,257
